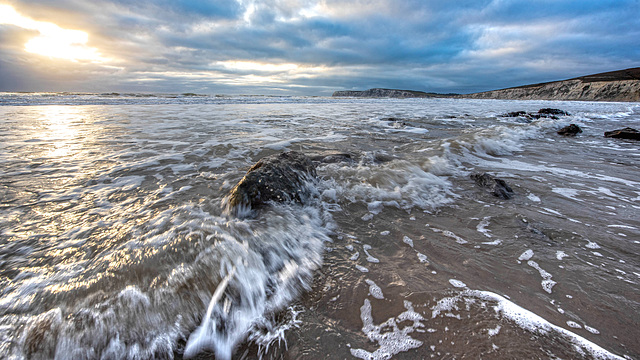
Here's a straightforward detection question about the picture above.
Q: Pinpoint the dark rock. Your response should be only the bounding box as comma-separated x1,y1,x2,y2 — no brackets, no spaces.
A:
471,173,514,199
539,108,570,116
225,151,317,215
604,127,640,140
501,109,569,120
557,124,583,136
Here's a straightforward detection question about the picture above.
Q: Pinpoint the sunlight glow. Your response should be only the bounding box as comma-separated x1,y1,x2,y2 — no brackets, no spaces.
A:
211,61,330,85
0,4,105,62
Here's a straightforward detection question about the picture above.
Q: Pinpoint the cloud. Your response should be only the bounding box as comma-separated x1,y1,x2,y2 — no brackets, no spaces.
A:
1,0,639,94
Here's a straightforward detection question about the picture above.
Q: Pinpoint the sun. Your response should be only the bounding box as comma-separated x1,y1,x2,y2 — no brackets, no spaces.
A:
0,4,105,62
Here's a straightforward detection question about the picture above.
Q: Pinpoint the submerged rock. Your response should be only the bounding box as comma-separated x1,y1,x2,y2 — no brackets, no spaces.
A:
539,108,570,116
557,124,583,136
604,127,640,140
471,173,514,199
225,151,317,215
501,108,570,121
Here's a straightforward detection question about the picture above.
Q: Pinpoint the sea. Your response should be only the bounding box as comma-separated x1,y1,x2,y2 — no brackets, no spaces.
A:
0,92,638,359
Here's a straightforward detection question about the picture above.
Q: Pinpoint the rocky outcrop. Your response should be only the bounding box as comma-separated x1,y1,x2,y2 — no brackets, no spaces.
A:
225,151,317,215
464,68,640,102
501,108,570,121
557,124,583,136
332,88,455,98
604,127,640,140
471,173,514,199
539,108,570,116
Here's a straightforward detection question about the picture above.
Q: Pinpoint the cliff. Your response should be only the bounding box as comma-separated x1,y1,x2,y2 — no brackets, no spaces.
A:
464,68,640,102
332,88,454,98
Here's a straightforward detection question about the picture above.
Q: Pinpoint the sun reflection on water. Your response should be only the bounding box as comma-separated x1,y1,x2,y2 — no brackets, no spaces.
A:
33,106,86,160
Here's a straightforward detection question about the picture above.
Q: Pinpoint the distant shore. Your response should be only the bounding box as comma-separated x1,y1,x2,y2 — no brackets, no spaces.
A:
333,67,640,102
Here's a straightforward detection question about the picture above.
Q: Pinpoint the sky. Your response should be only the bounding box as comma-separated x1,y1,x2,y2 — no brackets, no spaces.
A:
0,0,639,95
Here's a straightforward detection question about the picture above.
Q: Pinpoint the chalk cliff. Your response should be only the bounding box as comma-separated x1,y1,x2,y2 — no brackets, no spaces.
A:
464,68,640,102
332,68,640,102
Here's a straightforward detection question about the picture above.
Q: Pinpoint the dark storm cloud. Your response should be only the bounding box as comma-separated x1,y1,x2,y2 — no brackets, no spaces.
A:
1,0,639,94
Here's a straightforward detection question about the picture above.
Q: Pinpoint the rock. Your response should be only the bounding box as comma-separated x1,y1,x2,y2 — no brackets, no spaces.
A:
471,173,514,199
501,109,568,120
539,108,570,116
604,127,640,140
225,151,317,215
557,124,583,136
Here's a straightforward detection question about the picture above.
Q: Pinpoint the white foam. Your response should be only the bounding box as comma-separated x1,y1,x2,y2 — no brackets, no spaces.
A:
417,253,428,263
365,279,385,299
585,326,600,335
527,260,557,294
449,279,467,288
431,296,459,318
566,321,582,329
476,217,492,238
597,187,617,198
422,155,459,176
367,201,384,215
247,306,303,356
482,239,502,245
351,299,425,360
185,263,238,358
527,193,541,202
441,230,468,244
552,187,581,200
518,249,534,261
178,205,330,359
487,152,640,187
586,241,601,249
464,290,625,360
361,213,374,221
320,159,455,214
322,188,338,201
607,224,636,230
487,325,501,336
403,236,414,247
363,245,380,263
556,251,569,260
542,208,563,216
